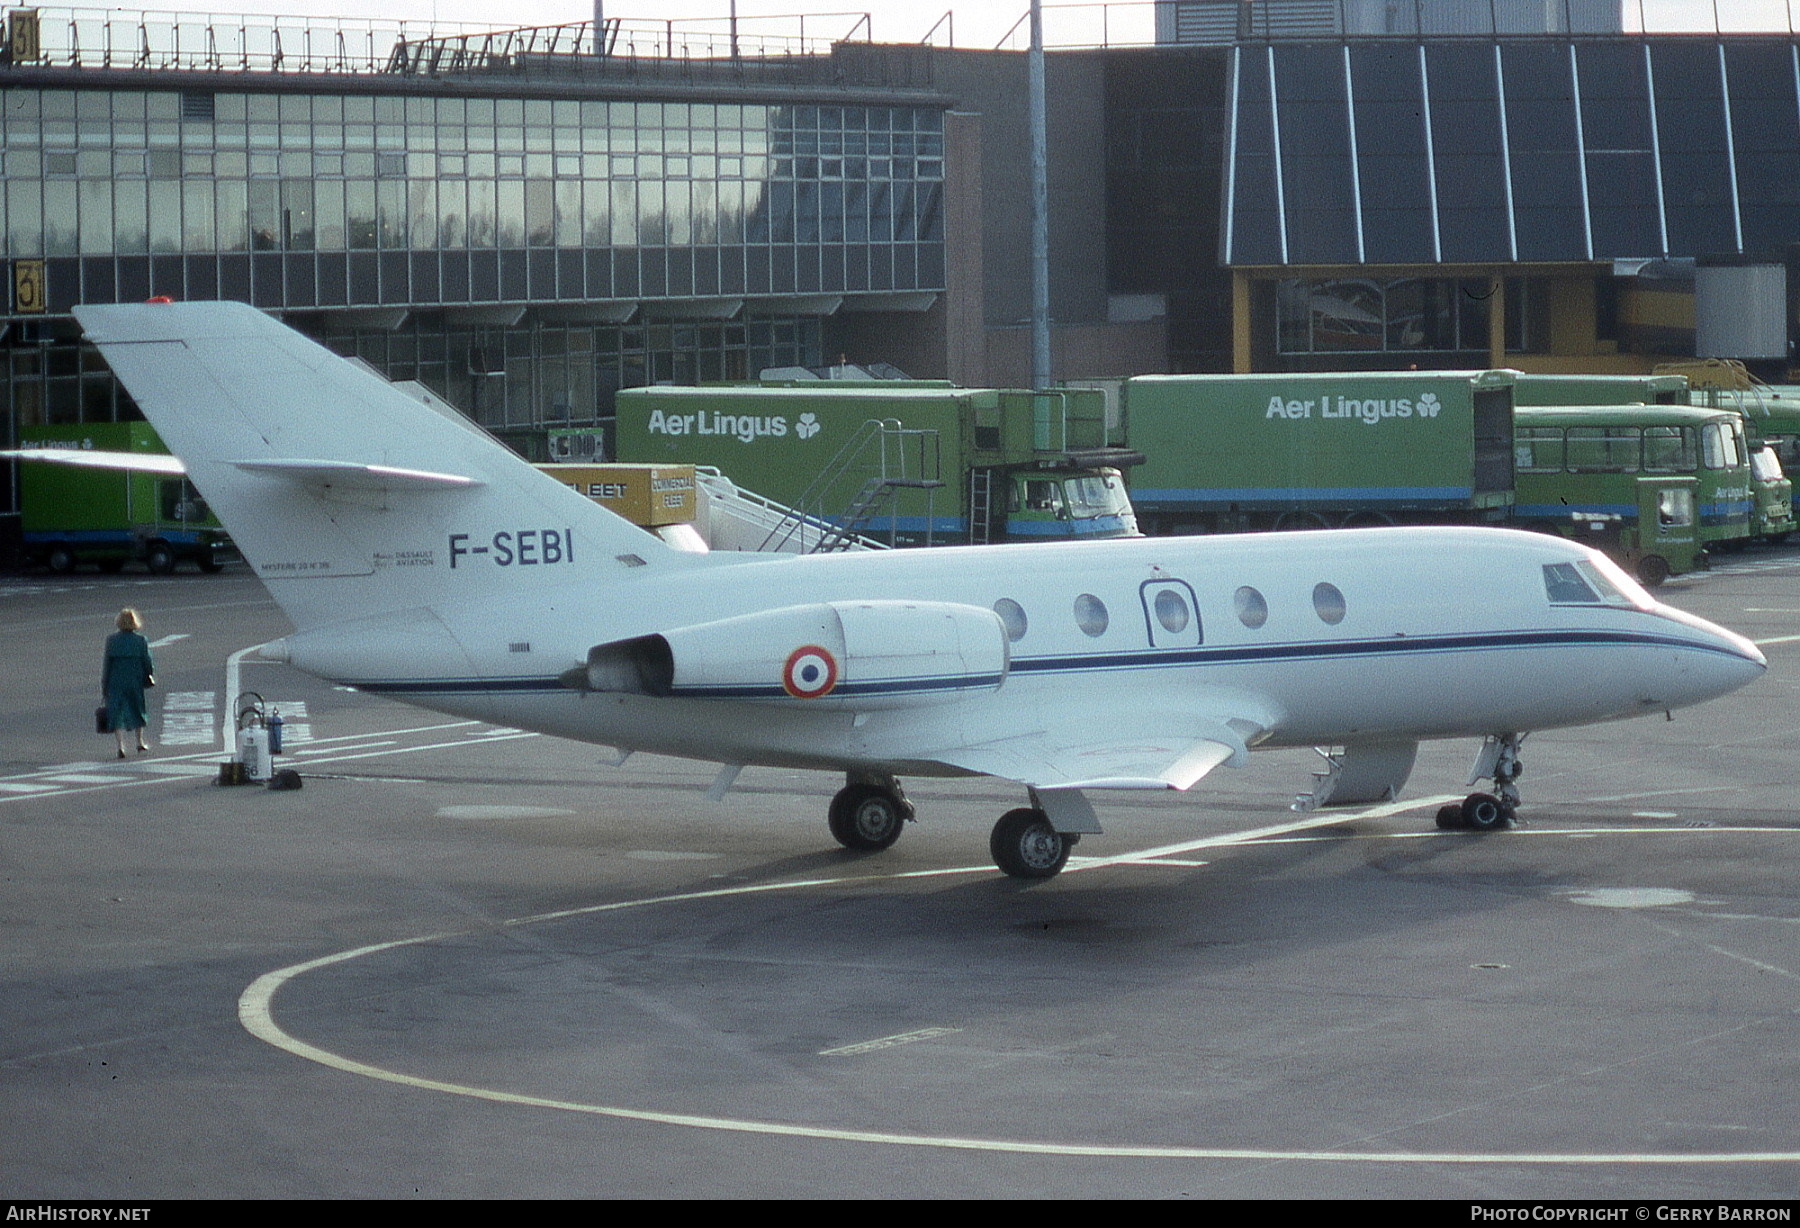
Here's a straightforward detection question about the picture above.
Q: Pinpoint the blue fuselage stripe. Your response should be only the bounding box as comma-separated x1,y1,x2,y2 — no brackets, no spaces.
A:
351,626,1747,699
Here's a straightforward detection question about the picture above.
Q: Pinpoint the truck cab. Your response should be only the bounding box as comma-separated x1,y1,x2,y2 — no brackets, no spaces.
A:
1004,468,1137,539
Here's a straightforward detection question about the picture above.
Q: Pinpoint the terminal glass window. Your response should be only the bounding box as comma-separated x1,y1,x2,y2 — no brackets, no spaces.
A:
1276,277,1491,355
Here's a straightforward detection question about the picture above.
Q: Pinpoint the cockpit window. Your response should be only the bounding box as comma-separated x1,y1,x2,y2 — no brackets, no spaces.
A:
1543,562,1601,604
1544,559,1656,610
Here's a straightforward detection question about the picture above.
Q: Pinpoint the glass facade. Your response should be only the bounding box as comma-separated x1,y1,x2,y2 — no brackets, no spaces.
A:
1,87,946,306
1275,275,1492,356
1,80,946,444
1224,37,1800,266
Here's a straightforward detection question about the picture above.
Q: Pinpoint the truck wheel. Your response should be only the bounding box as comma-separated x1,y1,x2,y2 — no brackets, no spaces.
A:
146,544,177,575
1635,554,1670,587
46,545,76,574
197,557,224,574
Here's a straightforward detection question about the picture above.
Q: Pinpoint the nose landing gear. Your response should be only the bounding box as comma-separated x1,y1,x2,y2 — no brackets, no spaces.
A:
1436,733,1526,832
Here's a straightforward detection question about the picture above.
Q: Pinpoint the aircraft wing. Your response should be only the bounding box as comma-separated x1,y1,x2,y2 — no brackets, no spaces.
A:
927,705,1273,792
0,448,187,475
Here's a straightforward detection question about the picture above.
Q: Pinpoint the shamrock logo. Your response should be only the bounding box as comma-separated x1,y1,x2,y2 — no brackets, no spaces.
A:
795,413,821,440
1416,392,1441,418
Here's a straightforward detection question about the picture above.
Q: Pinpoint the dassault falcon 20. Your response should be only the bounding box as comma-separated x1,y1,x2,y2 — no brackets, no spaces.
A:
62,301,1766,878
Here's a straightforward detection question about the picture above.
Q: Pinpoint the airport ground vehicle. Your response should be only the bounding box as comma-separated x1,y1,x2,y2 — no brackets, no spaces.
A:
614,384,1139,548
1511,404,1759,583
1119,371,1517,534
1517,369,1791,543
17,423,235,574
1512,373,1691,407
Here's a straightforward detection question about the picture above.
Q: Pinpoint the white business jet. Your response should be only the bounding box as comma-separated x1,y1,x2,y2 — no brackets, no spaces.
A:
62,301,1766,878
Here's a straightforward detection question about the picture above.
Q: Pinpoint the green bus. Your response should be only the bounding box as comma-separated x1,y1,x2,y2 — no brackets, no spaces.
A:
1513,404,1755,583
1521,368,1793,542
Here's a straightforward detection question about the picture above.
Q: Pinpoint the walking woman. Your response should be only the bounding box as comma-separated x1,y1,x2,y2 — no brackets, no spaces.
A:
103,608,155,757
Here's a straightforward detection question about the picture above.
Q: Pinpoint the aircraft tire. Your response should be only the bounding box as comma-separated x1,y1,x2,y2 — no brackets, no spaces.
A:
827,784,906,852
1460,792,1510,832
990,807,1071,880
1435,804,1466,830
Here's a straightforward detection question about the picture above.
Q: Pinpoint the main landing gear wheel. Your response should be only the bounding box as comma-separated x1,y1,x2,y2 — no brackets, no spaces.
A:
827,783,909,851
990,807,1073,880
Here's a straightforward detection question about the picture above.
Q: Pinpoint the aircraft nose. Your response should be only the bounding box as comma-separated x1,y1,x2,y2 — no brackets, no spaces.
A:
1658,607,1766,702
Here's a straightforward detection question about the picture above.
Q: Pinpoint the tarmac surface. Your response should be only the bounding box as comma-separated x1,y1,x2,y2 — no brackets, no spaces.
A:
1,547,1797,1199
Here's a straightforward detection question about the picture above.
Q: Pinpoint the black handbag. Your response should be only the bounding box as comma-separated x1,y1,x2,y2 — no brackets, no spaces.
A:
95,706,111,735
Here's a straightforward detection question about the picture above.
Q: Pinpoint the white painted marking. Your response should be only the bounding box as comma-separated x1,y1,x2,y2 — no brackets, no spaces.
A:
135,762,224,777
1064,794,1465,875
0,783,59,794
147,633,190,648
38,773,131,785
437,804,576,821
223,641,277,753
238,842,1800,1165
278,732,537,767
1631,811,1680,819
1754,633,1800,645
160,690,217,746
820,1027,962,1057
624,850,723,862
1562,887,1697,909
264,701,312,747
284,740,396,757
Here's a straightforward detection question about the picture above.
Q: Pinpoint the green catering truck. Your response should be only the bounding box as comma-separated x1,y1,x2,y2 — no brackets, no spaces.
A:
18,422,236,574
1121,370,1516,534
614,384,1140,548
1512,373,1691,407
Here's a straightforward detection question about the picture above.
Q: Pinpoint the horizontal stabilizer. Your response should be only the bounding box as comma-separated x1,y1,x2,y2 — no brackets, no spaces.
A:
0,448,187,476
227,458,484,492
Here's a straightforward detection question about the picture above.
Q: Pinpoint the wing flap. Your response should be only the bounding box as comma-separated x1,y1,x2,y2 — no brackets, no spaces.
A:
930,709,1269,792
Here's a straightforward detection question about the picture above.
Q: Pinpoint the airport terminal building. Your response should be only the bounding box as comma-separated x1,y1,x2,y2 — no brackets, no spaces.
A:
8,1,1800,515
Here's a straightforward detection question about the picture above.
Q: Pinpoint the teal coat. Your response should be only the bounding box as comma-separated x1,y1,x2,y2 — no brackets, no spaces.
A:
103,631,155,732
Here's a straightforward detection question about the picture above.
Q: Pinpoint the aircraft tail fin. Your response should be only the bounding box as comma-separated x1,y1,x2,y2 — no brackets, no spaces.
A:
75,301,692,630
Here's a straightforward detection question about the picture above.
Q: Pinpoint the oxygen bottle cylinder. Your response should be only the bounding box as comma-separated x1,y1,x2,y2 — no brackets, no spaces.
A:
238,724,271,781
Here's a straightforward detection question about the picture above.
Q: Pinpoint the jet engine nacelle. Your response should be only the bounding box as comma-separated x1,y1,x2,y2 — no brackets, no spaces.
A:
577,600,1010,708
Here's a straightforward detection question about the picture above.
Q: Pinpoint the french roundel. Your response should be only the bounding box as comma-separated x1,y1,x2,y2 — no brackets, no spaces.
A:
782,645,839,699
